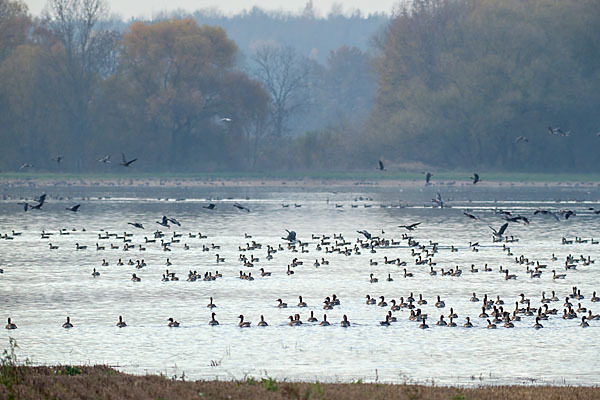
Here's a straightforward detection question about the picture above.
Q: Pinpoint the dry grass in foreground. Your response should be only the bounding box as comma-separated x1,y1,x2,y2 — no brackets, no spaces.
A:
1,365,599,400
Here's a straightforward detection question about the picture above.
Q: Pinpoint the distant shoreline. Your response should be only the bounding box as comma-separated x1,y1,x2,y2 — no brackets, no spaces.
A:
0,365,598,400
1,172,600,188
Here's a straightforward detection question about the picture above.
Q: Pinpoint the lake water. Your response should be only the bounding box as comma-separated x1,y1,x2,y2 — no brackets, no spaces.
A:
1,181,599,386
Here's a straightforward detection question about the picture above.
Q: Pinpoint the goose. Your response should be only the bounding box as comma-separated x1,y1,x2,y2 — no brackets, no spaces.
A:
209,313,219,326
470,293,479,302
91,268,100,277
386,273,393,282
320,314,330,326
435,296,445,308
238,315,250,327
370,273,378,283
5,318,17,330
259,268,271,277
418,294,427,305
403,269,414,278
131,273,141,282
419,316,429,329
167,318,180,327
591,292,600,302
486,319,497,329
207,297,217,309
533,317,543,329
552,270,566,279
298,296,307,307
463,317,473,328
505,270,517,280
274,298,287,308
378,296,388,307
116,316,127,328
580,316,589,328
308,311,318,322
365,295,376,305
62,316,73,329
340,315,351,327
436,315,447,326
380,314,391,326
257,315,268,326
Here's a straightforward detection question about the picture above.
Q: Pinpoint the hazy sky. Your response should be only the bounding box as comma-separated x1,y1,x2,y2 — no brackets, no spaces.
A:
24,0,398,19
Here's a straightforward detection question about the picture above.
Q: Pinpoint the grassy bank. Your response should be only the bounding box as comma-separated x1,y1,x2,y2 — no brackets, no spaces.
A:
2,171,600,184
0,365,598,400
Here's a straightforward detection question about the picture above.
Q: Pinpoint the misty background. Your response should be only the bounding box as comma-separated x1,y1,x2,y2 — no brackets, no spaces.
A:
0,0,599,174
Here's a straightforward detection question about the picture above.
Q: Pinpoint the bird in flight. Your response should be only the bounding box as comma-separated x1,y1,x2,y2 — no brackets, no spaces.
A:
515,136,528,143
282,230,297,242
503,215,529,225
220,117,232,122
399,222,421,231
97,155,111,163
357,230,372,239
203,203,216,210
52,156,64,164
534,209,559,221
463,212,478,220
472,173,480,184
377,160,385,171
21,193,46,211
234,203,250,212
128,222,144,229
432,192,444,208
20,163,33,170
489,222,509,242
66,204,81,212
424,172,433,184
120,153,137,167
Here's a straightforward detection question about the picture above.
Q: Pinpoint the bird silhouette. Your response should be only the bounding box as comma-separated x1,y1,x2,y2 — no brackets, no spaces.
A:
120,153,137,167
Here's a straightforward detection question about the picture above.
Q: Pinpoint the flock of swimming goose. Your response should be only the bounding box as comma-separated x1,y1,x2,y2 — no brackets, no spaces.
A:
3,191,600,332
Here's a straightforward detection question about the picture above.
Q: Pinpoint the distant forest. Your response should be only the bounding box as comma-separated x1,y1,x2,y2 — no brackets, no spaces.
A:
0,0,599,174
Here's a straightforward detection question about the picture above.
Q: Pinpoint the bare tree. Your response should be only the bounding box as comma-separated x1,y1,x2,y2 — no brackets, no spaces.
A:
252,44,311,137
42,0,119,168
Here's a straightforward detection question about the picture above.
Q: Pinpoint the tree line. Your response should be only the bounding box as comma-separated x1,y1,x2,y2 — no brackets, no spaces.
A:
1,0,599,174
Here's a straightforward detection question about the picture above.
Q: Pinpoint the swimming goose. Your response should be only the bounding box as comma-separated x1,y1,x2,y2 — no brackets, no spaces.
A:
419,316,429,329
131,273,141,282
91,268,100,277
552,270,566,279
320,314,330,326
580,316,589,328
470,293,479,302
238,315,250,327
340,315,351,327
463,317,473,328
257,315,268,326
437,315,447,326
418,294,427,305
486,319,496,329
116,316,127,328
533,317,543,329
5,318,17,329
435,296,445,308
365,295,376,305
277,298,288,308
209,313,219,326
62,316,73,329
308,311,318,322
207,297,217,309
298,296,307,307
592,292,600,302
378,296,388,307
167,318,180,327
370,273,378,283
380,314,391,326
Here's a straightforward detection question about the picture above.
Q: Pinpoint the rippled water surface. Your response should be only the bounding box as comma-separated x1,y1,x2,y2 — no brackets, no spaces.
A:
1,182,599,385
